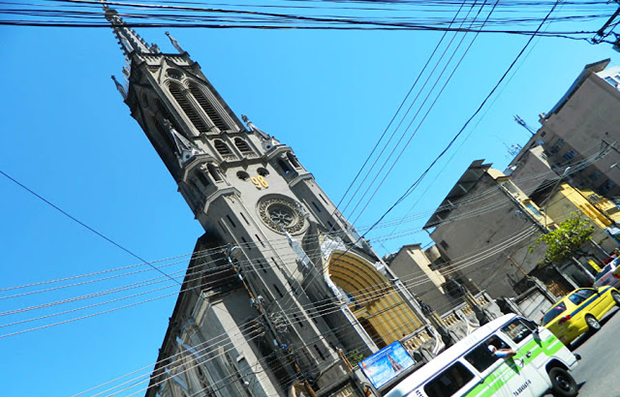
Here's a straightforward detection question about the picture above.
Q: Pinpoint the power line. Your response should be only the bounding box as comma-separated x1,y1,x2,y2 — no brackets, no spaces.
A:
0,168,184,286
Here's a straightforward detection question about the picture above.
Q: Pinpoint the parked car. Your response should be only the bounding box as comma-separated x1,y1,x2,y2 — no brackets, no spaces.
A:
593,258,620,289
542,286,620,345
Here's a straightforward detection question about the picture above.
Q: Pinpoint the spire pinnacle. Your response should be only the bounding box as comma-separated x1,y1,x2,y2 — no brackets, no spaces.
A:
241,114,270,140
111,75,127,99
163,120,205,165
103,3,156,57
165,32,185,54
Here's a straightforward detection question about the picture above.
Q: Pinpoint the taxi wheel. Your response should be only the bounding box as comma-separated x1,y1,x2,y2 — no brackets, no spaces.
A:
585,314,601,333
548,367,578,397
612,290,620,306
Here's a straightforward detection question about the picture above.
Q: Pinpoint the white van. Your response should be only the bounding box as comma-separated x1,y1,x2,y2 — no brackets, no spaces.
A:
383,314,579,397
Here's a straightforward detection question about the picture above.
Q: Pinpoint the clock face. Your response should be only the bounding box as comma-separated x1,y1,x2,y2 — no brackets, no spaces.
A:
258,197,306,234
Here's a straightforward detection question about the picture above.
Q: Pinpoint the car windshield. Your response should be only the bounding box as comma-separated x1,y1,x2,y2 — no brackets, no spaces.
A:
595,264,612,281
542,302,567,325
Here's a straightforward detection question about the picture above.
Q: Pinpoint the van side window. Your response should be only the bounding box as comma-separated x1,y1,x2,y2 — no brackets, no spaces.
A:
501,319,532,344
464,335,508,372
424,362,474,397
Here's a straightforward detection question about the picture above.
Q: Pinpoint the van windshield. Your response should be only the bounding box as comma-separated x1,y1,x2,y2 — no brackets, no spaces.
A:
542,302,567,325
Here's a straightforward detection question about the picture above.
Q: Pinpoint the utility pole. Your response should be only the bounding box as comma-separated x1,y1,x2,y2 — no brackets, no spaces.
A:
514,115,536,136
590,1,620,52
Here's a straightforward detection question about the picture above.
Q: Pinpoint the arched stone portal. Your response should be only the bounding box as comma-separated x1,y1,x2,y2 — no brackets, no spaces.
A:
326,250,423,347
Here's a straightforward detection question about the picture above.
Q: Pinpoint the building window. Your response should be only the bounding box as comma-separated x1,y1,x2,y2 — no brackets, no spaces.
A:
168,82,210,134
234,138,253,155
600,180,615,194
207,163,222,182
440,240,449,249
152,117,176,153
254,234,265,248
188,82,229,131
278,159,292,175
286,152,301,168
213,139,232,157
196,171,210,188
589,171,602,182
605,76,619,88
563,150,576,162
550,138,565,154
313,345,326,361
293,313,304,327
273,284,283,298
257,167,269,177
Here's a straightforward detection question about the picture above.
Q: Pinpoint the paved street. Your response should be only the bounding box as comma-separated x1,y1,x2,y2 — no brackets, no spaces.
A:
563,307,620,397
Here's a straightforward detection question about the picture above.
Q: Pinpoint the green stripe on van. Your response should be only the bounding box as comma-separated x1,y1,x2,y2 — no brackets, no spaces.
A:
463,335,565,397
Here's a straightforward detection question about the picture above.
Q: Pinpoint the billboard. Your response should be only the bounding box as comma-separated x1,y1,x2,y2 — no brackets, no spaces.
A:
359,341,415,389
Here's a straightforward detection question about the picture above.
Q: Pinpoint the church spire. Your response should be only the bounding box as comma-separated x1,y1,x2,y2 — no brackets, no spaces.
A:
103,2,158,57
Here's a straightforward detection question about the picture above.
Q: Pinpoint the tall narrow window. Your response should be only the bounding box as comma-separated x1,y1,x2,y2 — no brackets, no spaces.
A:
287,152,301,168
278,159,292,175
313,345,326,361
152,117,176,153
207,163,222,182
188,82,229,131
196,171,210,188
213,139,232,156
234,138,253,155
168,82,209,133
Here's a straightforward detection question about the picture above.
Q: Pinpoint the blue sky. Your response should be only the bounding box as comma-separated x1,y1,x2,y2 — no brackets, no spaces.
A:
2,2,620,396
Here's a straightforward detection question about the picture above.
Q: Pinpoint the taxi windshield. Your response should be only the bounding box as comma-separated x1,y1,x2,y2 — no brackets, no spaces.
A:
542,302,567,325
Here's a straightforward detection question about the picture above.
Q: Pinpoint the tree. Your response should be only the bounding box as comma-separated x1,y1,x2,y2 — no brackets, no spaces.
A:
533,213,594,265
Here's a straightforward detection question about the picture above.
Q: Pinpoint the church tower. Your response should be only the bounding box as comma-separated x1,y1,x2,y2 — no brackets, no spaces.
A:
105,6,435,396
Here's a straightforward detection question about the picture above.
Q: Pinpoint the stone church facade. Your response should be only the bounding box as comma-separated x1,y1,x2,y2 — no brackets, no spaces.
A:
104,5,439,396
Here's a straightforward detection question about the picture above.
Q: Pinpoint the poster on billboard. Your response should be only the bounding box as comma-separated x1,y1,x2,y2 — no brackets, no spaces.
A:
359,341,415,389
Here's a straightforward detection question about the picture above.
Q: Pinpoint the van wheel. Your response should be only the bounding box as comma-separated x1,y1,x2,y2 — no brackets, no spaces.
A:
611,290,620,306
548,367,577,397
585,314,601,333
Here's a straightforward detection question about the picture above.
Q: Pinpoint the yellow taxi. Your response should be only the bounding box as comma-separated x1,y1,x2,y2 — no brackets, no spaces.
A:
541,286,620,345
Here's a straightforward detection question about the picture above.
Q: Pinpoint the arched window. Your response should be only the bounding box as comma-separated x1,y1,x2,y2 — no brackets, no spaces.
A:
188,82,229,131
234,138,253,155
213,139,232,157
168,82,209,134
